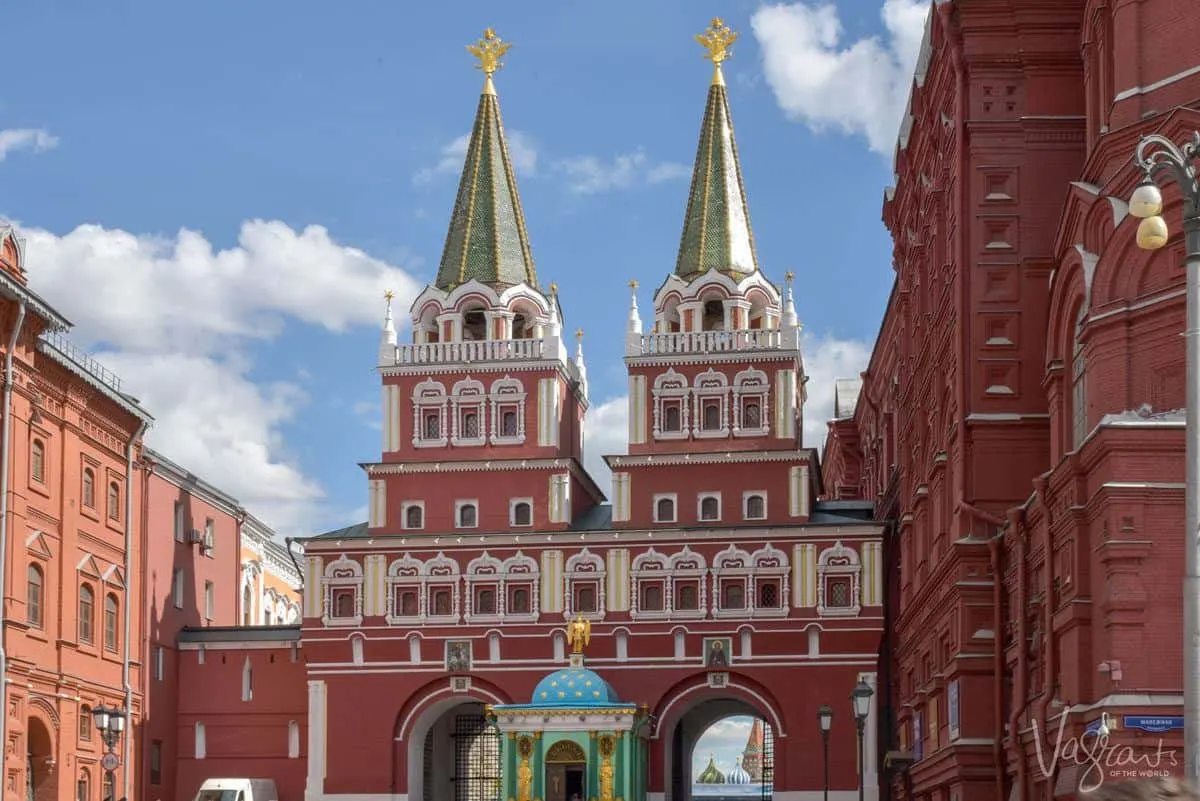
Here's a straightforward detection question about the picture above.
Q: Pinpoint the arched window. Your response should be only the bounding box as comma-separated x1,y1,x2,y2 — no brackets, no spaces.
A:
743,401,761,428
663,405,681,432
102,771,114,801
642,584,663,611
26,564,43,628
77,770,90,801
745,494,766,520
1072,307,1088,449
512,501,532,526
242,585,252,626
405,505,423,529
334,592,354,618
30,440,45,483
82,469,95,508
703,402,721,431
458,503,477,528
501,410,518,436
461,410,479,438
78,585,94,644
655,497,675,522
107,483,120,521
103,594,119,651
700,496,719,521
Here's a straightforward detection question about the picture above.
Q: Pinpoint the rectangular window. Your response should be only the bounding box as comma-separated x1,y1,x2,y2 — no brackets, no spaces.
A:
150,740,162,785
154,646,165,681
204,518,214,556
173,501,185,542
173,569,184,609
204,581,215,621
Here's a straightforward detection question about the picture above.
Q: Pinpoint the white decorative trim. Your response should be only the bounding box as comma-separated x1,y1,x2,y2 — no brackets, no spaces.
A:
384,553,424,625
500,551,540,623
321,555,363,627
423,552,461,624
668,546,707,619
489,375,528,445
464,552,503,624
817,541,862,617
711,544,790,619
509,497,534,527
733,367,770,436
411,378,449,448
401,501,424,530
449,376,487,447
455,499,479,529
692,368,730,438
743,490,768,521
630,548,670,621
651,369,690,440
563,547,606,620
652,493,677,524
697,492,722,523
605,451,816,469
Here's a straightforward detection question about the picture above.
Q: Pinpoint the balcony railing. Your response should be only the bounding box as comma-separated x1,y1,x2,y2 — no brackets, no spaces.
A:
392,337,546,365
635,329,785,356
40,331,123,394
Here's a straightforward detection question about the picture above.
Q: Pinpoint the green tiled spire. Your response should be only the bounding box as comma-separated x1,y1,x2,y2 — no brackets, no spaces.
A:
435,29,538,291
674,19,759,280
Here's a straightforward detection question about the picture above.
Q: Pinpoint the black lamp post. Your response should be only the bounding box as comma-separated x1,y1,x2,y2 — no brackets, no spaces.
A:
851,680,874,801
817,704,833,801
91,704,126,801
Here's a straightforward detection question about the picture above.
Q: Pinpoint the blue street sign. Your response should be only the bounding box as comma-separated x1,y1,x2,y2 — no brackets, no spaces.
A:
1122,716,1184,733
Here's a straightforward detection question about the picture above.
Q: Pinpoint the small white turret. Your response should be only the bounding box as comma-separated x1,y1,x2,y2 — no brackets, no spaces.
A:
574,328,589,399
543,282,568,363
625,279,643,356
781,270,801,348
378,290,398,366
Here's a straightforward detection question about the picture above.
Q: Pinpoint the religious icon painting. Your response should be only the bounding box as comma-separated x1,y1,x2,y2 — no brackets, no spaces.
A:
702,636,732,669
445,639,473,673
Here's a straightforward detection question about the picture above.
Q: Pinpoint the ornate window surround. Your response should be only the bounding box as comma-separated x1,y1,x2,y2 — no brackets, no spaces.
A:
732,367,771,437
743,491,768,520
322,555,364,627
692,368,730,439
668,546,707,620
630,548,670,621
489,376,528,446
501,551,540,623
817,541,862,617
711,545,752,620
464,552,504,625
412,378,449,448
563,547,606,621
450,377,487,447
749,544,791,618
385,553,424,626
424,551,461,624
652,369,691,441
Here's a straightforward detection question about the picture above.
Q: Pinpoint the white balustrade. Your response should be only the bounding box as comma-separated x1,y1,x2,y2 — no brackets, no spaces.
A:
393,338,546,365
636,329,784,355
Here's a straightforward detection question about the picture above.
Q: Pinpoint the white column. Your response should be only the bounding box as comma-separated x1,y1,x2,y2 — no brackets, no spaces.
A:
305,679,328,801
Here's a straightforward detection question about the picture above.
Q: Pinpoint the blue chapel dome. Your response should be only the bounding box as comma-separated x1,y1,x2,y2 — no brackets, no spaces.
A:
727,758,752,785
531,666,621,706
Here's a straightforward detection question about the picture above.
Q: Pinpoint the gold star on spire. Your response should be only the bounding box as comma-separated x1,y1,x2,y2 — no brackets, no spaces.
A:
784,271,795,286
575,328,584,341
549,282,559,296
384,289,395,302
467,28,512,78
628,279,639,290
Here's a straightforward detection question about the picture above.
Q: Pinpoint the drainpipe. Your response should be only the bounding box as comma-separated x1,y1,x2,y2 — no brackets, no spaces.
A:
136,456,156,801
235,509,247,622
1030,476,1057,801
0,298,27,796
123,419,148,801
1008,505,1032,801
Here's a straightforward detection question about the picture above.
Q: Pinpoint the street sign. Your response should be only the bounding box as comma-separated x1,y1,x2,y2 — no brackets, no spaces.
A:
100,753,119,772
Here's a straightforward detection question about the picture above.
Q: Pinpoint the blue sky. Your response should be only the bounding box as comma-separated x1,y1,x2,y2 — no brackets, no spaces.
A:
0,0,927,539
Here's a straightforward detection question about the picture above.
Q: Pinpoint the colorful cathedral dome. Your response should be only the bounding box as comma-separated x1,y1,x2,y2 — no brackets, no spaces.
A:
726,757,752,785
531,666,620,706
697,754,726,784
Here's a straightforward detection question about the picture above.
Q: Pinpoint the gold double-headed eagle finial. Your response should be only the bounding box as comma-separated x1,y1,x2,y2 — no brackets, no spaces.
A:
784,271,795,286
467,28,512,78
696,18,738,84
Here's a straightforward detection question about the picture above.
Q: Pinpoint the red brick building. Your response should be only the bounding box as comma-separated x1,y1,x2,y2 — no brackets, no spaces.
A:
822,1,1200,799
171,23,886,801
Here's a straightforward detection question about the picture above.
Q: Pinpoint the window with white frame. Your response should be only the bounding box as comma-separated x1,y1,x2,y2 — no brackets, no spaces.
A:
411,378,449,448
510,498,533,527
385,554,423,625
502,551,540,622
669,546,707,618
697,493,721,522
465,552,503,623
563,548,606,620
451,377,487,447
173,501,185,542
402,502,424,530
653,494,677,524
630,548,669,620
652,369,690,440
489,376,528,445
817,541,863,617
743,491,768,521
710,544,788,619
322,555,364,626
750,544,790,616
172,569,184,609
456,501,478,529
692,368,730,438
733,367,770,436
711,545,751,617
424,552,461,623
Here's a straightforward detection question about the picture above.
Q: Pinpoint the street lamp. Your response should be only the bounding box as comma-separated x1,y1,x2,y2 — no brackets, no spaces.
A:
1128,130,1200,784
817,704,833,801
91,704,125,801
851,680,874,801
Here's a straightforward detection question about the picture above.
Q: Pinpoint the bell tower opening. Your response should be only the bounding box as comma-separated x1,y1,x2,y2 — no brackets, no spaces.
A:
702,300,724,331
463,308,487,341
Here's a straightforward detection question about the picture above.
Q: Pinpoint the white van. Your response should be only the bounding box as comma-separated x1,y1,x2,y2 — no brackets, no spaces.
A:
192,778,279,801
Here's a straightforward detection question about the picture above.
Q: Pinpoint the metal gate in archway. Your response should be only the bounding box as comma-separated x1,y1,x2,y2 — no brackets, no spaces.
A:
451,713,502,801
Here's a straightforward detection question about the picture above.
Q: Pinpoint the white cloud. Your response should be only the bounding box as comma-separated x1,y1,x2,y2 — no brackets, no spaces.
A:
0,128,59,162
18,220,420,535
752,0,929,154
413,130,539,184
556,150,690,195
577,333,872,495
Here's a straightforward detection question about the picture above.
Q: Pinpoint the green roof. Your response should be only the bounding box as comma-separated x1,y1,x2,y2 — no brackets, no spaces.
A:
434,81,538,290
674,80,759,280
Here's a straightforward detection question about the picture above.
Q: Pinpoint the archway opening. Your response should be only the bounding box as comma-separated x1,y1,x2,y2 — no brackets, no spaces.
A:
26,717,57,801
669,702,774,801
406,700,500,801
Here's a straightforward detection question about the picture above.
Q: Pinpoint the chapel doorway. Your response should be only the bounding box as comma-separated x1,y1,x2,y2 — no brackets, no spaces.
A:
544,740,587,801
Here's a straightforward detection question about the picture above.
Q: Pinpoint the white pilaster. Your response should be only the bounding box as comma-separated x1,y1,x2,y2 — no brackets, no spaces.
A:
305,679,328,801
